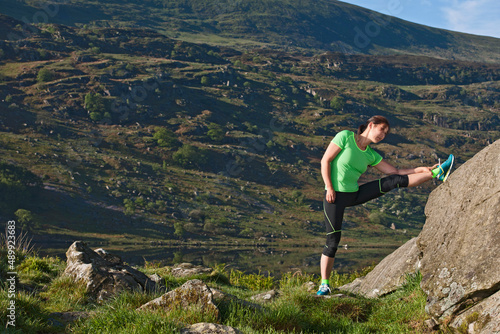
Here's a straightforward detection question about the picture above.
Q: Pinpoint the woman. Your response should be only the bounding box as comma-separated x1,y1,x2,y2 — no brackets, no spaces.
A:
317,115,454,295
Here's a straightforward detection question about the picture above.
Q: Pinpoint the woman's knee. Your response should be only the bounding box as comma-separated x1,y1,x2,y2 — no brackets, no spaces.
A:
380,175,409,192
322,233,341,257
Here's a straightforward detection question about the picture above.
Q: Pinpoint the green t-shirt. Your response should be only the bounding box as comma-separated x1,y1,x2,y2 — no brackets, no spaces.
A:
327,130,383,192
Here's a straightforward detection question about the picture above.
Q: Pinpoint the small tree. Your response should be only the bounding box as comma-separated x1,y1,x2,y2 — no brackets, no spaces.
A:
368,210,384,225
174,222,185,239
15,209,40,232
85,92,106,121
89,112,102,121
37,68,55,83
330,96,345,110
172,144,207,168
123,198,135,216
84,92,105,113
207,123,224,142
153,127,178,147
200,76,210,86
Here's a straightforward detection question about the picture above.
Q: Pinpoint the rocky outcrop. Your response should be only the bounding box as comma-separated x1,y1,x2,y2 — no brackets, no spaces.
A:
137,279,219,319
339,237,420,298
337,140,500,332
63,241,158,301
418,139,500,320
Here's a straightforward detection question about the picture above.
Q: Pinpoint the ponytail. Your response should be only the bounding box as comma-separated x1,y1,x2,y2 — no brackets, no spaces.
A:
357,115,390,136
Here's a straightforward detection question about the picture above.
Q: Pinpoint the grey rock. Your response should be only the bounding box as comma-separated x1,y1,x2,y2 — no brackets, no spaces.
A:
170,263,214,277
94,248,122,265
339,237,420,298
418,139,500,319
449,289,500,334
250,289,279,303
138,279,219,319
181,322,242,334
211,288,262,311
63,241,157,301
148,273,166,292
303,281,317,293
424,318,439,331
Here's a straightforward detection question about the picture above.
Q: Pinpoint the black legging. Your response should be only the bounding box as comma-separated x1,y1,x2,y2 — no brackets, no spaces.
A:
322,174,409,258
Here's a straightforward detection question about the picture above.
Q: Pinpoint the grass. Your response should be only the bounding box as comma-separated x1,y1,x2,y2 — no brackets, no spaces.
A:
0,236,435,333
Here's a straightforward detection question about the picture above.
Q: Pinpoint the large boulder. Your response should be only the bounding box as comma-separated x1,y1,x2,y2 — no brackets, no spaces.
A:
63,241,157,301
449,289,500,333
339,237,421,298
418,140,500,320
137,279,219,320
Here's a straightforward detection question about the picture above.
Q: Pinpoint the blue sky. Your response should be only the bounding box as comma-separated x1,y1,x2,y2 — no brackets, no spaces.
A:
339,0,500,38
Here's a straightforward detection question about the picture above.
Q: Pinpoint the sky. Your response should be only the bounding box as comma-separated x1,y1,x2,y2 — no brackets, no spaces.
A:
339,0,500,38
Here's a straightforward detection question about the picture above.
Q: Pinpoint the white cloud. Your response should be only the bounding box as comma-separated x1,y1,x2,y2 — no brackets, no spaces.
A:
440,0,500,37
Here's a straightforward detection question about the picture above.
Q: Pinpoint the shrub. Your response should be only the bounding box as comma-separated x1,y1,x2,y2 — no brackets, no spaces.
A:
330,96,345,110
84,92,105,113
153,127,178,147
200,76,210,85
123,198,136,215
368,210,384,225
36,68,55,83
172,144,207,168
14,209,40,232
206,123,224,142
89,112,102,121
173,222,185,238
230,269,274,291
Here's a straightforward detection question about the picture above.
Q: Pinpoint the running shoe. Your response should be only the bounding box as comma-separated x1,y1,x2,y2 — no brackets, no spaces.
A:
316,283,331,296
435,154,454,182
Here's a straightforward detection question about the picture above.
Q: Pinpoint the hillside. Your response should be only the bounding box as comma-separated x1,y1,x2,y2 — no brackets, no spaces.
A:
0,12,499,271
2,0,500,63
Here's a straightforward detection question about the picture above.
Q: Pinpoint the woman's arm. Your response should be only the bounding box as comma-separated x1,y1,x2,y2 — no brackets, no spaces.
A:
374,160,437,175
321,142,342,203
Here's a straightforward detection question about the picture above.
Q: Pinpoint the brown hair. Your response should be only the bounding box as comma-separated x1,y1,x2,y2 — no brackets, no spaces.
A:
357,115,390,136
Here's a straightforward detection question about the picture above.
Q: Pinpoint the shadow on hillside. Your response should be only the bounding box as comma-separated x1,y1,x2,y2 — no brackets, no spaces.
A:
34,186,171,241
0,101,37,134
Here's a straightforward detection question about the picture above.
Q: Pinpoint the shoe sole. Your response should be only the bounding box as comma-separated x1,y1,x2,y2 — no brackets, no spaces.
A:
442,155,454,182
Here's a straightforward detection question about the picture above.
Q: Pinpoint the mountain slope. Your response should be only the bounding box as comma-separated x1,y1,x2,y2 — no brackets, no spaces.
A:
0,13,499,271
2,0,500,63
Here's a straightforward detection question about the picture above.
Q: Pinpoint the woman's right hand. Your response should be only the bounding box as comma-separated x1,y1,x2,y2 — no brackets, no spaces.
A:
326,187,336,203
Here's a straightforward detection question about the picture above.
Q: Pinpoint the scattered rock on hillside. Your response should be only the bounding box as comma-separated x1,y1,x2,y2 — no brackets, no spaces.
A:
211,288,262,311
418,139,500,320
181,323,243,334
250,289,279,303
137,279,219,319
303,281,317,293
339,237,421,298
170,263,214,277
63,241,157,301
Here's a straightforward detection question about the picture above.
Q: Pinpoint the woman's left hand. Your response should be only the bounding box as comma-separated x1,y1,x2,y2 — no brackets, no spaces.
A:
415,165,438,174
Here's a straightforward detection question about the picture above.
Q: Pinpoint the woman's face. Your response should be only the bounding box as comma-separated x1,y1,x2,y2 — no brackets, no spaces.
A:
368,123,389,143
